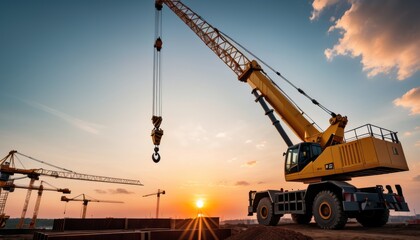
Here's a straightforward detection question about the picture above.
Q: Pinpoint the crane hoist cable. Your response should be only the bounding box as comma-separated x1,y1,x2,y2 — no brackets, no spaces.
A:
219,29,337,121
151,1,164,163
15,151,74,173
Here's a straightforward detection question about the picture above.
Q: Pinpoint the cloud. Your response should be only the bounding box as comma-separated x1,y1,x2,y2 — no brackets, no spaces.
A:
256,141,266,150
109,188,134,194
315,0,420,80
173,123,209,146
241,160,257,167
93,188,134,194
22,99,104,134
413,175,420,181
403,126,420,136
94,189,107,194
393,88,420,115
235,181,250,186
310,0,339,20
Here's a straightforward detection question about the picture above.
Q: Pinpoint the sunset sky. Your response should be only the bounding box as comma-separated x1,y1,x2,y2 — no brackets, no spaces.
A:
0,0,419,221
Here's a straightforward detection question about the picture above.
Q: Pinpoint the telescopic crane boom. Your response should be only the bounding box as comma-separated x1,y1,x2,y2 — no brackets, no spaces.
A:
155,0,408,183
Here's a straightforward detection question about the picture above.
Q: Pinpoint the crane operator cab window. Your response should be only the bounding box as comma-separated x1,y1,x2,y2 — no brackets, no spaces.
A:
285,143,322,174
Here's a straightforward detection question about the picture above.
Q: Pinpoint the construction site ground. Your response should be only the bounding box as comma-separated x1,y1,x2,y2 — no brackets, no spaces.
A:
0,222,420,239
224,222,420,240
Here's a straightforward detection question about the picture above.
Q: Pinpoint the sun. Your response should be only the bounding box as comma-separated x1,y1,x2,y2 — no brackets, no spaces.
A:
196,199,204,209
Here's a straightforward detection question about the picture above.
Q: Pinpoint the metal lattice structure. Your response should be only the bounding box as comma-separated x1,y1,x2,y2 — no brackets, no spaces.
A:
0,150,142,228
33,169,143,186
0,151,143,186
162,0,250,77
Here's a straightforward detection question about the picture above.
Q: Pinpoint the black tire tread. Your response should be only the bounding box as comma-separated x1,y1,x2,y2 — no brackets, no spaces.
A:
257,197,281,226
356,209,389,227
312,190,348,229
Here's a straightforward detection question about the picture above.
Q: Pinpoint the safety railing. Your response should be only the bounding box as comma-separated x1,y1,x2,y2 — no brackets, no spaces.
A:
345,124,399,143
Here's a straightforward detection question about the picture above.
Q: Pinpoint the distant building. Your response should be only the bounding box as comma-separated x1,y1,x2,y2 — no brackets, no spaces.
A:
221,219,257,225
389,214,420,224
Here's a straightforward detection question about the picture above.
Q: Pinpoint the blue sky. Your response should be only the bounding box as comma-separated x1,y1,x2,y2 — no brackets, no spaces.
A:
0,0,419,219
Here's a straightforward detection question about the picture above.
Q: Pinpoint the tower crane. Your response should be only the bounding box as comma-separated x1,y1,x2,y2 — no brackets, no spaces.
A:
60,194,123,219
153,0,410,229
0,151,143,185
0,150,143,228
143,189,165,218
28,181,71,229
0,180,71,229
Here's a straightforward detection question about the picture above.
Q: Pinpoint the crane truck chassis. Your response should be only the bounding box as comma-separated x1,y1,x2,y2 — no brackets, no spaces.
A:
247,124,409,229
248,180,409,229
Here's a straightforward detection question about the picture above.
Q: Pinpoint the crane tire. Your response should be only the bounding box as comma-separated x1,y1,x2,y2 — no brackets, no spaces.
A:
356,209,389,227
256,197,281,226
291,212,313,224
312,190,347,229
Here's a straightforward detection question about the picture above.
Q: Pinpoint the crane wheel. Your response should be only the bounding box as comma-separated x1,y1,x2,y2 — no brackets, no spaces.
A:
256,197,281,226
152,152,161,163
291,212,313,224
312,190,347,229
356,209,389,227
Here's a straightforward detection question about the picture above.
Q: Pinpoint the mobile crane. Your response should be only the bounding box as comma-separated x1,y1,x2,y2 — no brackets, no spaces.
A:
154,0,410,229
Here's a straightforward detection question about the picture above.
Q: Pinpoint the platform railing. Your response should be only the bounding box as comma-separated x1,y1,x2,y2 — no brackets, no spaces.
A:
345,124,399,143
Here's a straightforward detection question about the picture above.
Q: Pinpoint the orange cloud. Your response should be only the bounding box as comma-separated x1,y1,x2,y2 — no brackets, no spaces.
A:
394,87,420,115
314,0,420,80
310,0,339,20
235,181,250,186
94,188,135,194
241,160,257,167
94,189,107,194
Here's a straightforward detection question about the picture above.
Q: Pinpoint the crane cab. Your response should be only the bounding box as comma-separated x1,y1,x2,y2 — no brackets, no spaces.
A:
284,142,322,175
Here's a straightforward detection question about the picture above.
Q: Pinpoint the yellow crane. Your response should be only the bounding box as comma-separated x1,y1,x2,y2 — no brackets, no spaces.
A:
0,150,142,228
143,189,165,218
0,180,71,229
154,0,410,229
61,194,123,219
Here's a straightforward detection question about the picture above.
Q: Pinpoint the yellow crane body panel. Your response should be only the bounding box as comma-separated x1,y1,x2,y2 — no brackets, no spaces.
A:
286,136,409,182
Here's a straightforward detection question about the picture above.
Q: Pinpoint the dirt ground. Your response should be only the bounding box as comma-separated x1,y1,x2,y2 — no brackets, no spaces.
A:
224,222,420,240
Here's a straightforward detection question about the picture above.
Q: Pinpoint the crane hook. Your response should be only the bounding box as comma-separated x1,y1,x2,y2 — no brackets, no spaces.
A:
151,116,163,163
152,147,161,163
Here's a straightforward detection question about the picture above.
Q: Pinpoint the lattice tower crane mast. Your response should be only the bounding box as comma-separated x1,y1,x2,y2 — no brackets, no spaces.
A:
0,180,71,229
143,189,165,218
